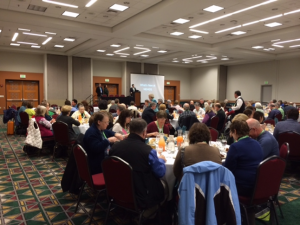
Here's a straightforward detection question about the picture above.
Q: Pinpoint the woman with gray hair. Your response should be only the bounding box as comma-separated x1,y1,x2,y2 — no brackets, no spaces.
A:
35,105,53,137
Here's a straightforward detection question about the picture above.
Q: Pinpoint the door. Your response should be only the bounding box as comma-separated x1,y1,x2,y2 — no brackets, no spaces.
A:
6,80,39,108
6,81,23,108
164,86,175,103
106,84,118,96
261,85,272,104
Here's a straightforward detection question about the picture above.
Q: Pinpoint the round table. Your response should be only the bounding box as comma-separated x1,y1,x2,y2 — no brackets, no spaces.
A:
170,117,203,129
72,124,89,135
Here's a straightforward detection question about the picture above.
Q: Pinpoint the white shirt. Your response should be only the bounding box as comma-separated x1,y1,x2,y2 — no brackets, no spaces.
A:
174,105,184,113
232,96,243,111
112,123,128,135
193,108,205,116
71,110,91,120
128,105,137,110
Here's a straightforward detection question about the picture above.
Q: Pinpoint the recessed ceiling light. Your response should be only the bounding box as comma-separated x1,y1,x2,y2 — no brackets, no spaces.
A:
290,45,300,48
170,31,184,36
62,11,79,18
252,46,264,49
12,33,18,41
203,5,224,13
120,55,127,57
271,39,281,42
173,18,190,24
201,61,208,63
158,50,167,53
172,61,179,63
85,0,97,7
264,22,282,27
23,32,47,37
42,37,52,45
189,35,201,39
141,55,149,57
284,9,300,15
17,42,38,45
64,38,75,42
242,21,260,26
215,25,241,33
18,28,30,31
97,49,106,52
189,29,209,34
10,43,20,46
263,48,270,51
45,32,56,35
272,44,284,48
31,45,41,48
260,14,282,21
109,4,128,11
106,53,114,56
110,44,121,47
54,45,64,48
221,58,229,60
0,30,1,33
231,31,246,35
42,0,78,8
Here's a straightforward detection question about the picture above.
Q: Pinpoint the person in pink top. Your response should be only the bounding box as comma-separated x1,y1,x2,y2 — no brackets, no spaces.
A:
112,109,131,136
35,105,53,137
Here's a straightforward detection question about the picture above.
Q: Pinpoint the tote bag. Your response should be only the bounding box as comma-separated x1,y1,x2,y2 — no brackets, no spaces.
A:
25,119,43,149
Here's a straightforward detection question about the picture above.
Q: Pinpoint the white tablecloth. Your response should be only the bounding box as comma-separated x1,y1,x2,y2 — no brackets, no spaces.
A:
170,117,203,129
72,124,89,134
161,151,177,201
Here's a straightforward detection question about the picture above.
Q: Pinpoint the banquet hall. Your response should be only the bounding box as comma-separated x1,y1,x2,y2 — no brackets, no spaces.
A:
0,0,300,224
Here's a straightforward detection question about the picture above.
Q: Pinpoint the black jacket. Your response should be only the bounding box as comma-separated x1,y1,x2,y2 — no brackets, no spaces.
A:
142,107,156,124
216,109,226,132
56,115,80,140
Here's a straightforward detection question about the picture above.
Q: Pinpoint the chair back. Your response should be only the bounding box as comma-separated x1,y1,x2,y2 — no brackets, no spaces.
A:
279,142,289,161
51,104,58,108
251,156,286,204
168,108,174,114
275,113,282,122
73,145,95,189
120,95,125,97
210,116,219,130
209,127,219,141
52,114,58,120
102,94,107,97
20,111,29,128
108,95,114,97
278,132,300,159
52,121,71,146
109,109,116,113
264,119,275,126
102,156,137,210
88,105,94,114
115,95,119,97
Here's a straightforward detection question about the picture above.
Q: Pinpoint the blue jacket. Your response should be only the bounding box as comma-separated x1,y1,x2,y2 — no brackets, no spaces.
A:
267,109,281,120
178,161,241,225
83,123,115,175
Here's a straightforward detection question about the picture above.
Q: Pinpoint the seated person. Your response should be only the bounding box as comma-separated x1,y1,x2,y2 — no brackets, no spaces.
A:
147,110,170,136
109,100,117,111
173,100,184,113
40,100,55,122
71,103,91,121
254,102,264,113
189,100,195,111
193,102,205,116
173,123,222,181
128,101,137,110
253,111,264,124
178,103,196,128
267,103,281,120
56,105,80,140
112,109,131,135
224,120,263,197
243,109,254,118
17,101,27,123
25,102,35,119
71,99,78,112
83,112,123,175
143,99,150,110
142,102,157,124
202,106,216,127
113,104,126,122
110,118,167,209
159,104,173,120
273,108,300,140
35,105,53,137
247,118,279,159
99,100,113,125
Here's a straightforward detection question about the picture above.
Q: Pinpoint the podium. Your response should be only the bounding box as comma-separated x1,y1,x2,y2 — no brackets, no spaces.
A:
133,92,141,107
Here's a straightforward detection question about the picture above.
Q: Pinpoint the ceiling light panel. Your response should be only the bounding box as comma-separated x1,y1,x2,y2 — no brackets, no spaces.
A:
43,0,78,8
260,14,282,21
215,25,241,33
10,43,20,46
42,37,52,45
106,54,114,56
173,18,190,24
85,0,97,7
170,32,184,36
284,9,300,15
18,28,30,31
189,35,201,39
64,38,75,42
203,5,224,13
23,32,47,37
31,45,41,48
12,33,18,41
273,38,300,45
272,44,284,48
109,4,128,11
110,44,121,47
114,47,130,55
62,11,79,18
54,45,64,48
158,50,167,53
252,46,264,49
97,50,106,52
289,45,300,48
133,47,151,55
17,42,38,45
264,22,282,27
45,32,56,35
231,31,246,35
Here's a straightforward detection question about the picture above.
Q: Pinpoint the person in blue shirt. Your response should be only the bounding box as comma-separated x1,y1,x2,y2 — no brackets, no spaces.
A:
71,99,78,112
247,118,279,159
17,101,27,123
267,103,281,120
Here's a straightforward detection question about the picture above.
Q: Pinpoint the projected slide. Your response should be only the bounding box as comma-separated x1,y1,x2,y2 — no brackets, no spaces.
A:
131,74,164,102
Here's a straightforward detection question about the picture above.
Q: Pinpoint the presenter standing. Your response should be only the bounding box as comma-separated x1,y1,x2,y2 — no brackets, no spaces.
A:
130,84,136,96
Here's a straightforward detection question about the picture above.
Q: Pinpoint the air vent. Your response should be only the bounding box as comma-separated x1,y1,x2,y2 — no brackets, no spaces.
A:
27,4,47,12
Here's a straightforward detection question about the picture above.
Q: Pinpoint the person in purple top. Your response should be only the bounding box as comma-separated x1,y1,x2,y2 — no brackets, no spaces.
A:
202,105,216,127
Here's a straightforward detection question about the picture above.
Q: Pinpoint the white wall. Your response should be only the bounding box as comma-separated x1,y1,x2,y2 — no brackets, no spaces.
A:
159,65,191,99
227,58,300,102
0,51,44,73
190,66,219,100
93,59,122,77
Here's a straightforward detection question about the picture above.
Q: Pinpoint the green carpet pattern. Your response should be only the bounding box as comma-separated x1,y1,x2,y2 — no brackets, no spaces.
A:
0,118,299,225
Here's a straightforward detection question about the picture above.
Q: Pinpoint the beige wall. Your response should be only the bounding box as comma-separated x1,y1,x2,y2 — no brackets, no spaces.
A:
0,51,44,73
190,66,219,100
93,59,122,77
159,65,191,100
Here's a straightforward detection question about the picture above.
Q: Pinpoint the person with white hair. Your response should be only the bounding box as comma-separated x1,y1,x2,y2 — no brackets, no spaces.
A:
254,102,264,113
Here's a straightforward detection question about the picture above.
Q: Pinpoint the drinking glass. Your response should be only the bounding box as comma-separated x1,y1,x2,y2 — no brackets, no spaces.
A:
156,134,160,144
157,147,163,155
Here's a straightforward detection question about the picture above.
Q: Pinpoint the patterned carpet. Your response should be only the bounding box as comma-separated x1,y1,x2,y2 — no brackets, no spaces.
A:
0,118,299,225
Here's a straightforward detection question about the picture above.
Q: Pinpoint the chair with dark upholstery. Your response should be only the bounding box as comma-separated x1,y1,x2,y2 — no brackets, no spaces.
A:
88,105,94,115
279,142,290,161
52,121,76,160
239,156,286,225
52,114,58,120
108,95,114,97
210,116,219,130
209,127,219,142
115,95,119,97
19,111,29,135
102,94,107,97
51,104,58,108
275,113,282,122
109,109,116,113
264,119,275,126
168,108,174,114
120,94,125,97
73,145,106,225
278,131,300,163
102,156,161,225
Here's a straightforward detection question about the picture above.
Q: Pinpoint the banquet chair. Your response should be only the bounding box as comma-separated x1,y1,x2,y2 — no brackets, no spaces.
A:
19,111,29,135
120,94,125,97
210,116,219,130
264,119,275,126
275,113,282,122
73,145,106,225
88,105,94,115
108,95,114,97
238,156,286,225
115,95,119,97
168,108,174,114
51,104,58,108
102,94,107,97
102,156,162,225
52,121,76,160
278,131,300,163
209,127,219,142
109,109,116,113
52,114,58,120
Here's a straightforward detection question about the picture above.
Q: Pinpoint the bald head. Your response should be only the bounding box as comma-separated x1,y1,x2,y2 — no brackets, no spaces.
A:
183,103,190,110
247,118,260,129
247,118,263,139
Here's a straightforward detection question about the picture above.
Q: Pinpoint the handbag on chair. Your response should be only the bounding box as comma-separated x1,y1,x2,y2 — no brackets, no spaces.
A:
25,119,43,149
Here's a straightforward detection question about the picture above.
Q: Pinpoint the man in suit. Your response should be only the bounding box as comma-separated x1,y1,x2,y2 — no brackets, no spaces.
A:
96,84,103,103
214,103,226,132
130,84,136,96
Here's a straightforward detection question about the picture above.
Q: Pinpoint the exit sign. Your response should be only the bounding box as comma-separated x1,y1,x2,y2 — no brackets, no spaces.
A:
166,82,170,85
20,74,26,79
264,81,268,84
105,79,109,82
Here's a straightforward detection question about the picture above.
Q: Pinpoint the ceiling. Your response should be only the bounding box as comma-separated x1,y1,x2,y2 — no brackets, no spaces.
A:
0,0,300,68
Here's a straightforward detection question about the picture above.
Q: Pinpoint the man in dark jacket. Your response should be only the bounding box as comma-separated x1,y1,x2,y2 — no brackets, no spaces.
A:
142,102,156,124
214,103,226,132
110,118,167,208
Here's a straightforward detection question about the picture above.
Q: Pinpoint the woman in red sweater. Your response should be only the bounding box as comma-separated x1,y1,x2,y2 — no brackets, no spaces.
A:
147,110,170,136
35,105,53,137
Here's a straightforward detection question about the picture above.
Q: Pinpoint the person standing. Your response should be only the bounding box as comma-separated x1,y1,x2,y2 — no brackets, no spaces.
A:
232,90,245,117
96,84,103,102
104,85,109,96
130,84,136,96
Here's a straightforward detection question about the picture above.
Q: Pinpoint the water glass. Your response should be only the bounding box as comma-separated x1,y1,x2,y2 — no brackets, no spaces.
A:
156,134,160,144
157,147,163,155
